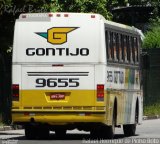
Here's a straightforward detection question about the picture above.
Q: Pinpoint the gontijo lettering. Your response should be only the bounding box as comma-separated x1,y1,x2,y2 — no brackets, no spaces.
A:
26,48,89,56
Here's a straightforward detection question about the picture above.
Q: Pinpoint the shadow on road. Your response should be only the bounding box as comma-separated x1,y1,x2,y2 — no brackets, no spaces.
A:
6,133,139,140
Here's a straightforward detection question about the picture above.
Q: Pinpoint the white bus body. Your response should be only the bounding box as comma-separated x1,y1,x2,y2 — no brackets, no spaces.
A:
12,13,143,139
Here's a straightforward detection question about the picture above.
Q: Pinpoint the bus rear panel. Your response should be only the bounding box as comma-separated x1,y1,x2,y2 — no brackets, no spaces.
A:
12,13,107,127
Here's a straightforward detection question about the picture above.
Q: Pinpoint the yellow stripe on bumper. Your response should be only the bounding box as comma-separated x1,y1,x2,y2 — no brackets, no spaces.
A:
12,112,106,123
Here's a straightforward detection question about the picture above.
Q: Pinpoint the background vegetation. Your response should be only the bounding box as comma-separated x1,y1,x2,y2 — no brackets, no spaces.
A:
142,18,160,49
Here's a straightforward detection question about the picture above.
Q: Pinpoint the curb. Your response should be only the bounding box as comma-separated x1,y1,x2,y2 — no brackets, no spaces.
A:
143,115,160,120
0,125,23,131
0,126,12,131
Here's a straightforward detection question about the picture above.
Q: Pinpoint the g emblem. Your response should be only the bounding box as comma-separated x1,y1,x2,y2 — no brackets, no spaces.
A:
48,27,78,45
36,27,79,45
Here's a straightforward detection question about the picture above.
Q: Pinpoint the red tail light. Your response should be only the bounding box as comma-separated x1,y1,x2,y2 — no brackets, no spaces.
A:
97,84,104,101
12,84,19,101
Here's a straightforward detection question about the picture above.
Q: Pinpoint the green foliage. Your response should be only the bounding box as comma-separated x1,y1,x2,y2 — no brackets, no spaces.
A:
144,103,160,116
0,6,14,55
128,0,147,5
142,20,160,49
128,0,160,20
50,0,112,20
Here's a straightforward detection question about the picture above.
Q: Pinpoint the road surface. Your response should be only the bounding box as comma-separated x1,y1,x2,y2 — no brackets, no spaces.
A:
0,119,160,144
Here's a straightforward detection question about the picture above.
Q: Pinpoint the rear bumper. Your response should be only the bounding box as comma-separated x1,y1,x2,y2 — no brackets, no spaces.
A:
12,111,106,124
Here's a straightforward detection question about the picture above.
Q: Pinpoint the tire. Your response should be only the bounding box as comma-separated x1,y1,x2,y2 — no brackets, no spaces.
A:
37,126,49,139
123,104,138,136
90,127,101,139
55,129,66,139
101,104,116,139
90,130,98,139
123,124,136,136
25,124,49,140
25,124,37,140
105,125,115,139
91,124,115,139
104,115,115,139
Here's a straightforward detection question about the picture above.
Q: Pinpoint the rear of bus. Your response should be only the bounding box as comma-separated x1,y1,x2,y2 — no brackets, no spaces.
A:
12,13,107,135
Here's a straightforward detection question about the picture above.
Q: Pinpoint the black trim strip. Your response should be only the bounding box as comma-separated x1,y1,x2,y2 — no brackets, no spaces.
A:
27,72,89,73
27,72,89,76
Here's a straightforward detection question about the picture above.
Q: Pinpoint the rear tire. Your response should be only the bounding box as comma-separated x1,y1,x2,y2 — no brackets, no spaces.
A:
90,129,99,139
25,124,49,140
37,126,49,139
105,125,115,139
90,123,115,139
55,129,66,139
90,126,101,139
95,123,115,139
99,103,116,139
25,124,37,140
123,102,138,136
123,124,136,136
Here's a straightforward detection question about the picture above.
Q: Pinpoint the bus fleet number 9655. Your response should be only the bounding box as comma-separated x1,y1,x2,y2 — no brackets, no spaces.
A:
35,78,80,88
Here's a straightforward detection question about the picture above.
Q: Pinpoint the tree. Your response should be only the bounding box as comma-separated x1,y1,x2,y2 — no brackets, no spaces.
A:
50,0,112,20
142,19,160,49
128,0,160,20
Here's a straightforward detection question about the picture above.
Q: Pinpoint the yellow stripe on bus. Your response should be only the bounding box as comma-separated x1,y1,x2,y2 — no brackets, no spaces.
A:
12,89,106,108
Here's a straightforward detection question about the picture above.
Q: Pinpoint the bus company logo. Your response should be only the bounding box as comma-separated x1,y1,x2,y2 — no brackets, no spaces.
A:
35,27,79,45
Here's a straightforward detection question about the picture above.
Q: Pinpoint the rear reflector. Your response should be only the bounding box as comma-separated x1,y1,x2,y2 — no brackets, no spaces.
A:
97,93,104,98
12,84,19,101
97,84,104,101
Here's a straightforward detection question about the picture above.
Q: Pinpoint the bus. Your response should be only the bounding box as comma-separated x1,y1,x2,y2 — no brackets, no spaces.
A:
12,13,143,139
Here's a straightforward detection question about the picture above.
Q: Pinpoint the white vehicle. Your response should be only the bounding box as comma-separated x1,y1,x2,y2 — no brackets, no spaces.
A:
12,13,143,139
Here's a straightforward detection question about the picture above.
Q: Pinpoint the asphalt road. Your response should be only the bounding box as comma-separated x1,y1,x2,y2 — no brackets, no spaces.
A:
0,119,160,144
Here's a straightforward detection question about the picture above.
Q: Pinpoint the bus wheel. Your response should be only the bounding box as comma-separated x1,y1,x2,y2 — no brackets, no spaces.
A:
25,124,37,140
104,117,115,139
123,124,136,136
55,129,66,139
102,104,116,139
123,103,138,136
90,128,101,139
36,125,49,139
25,124,49,140
106,125,115,139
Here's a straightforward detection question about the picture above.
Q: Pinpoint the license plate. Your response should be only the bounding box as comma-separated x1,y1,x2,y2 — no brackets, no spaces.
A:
50,93,65,100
